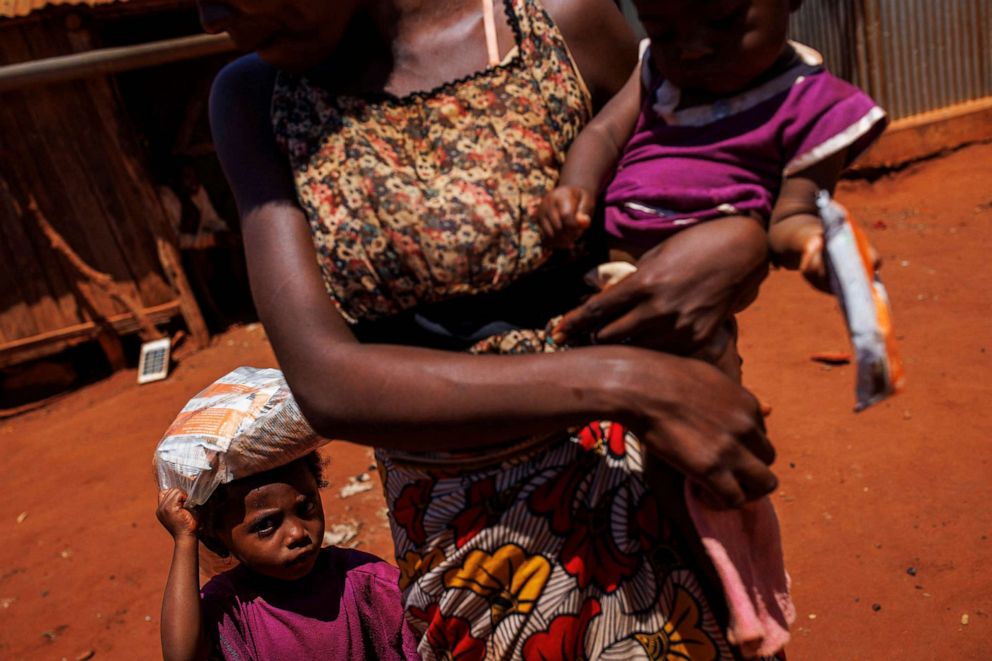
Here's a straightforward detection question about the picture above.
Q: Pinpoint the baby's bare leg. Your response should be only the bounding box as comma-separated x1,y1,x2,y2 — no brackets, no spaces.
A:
659,215,766,316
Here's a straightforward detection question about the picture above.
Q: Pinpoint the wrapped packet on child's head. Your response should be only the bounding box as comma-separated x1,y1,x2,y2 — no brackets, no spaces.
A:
817,191,905,411
154,366,325,506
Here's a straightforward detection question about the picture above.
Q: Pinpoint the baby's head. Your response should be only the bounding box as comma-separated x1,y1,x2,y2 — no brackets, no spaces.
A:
195,452,327,581
634,0,803,95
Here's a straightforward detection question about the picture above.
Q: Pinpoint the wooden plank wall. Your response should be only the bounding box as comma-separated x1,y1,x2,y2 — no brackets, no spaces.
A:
0,13,180,364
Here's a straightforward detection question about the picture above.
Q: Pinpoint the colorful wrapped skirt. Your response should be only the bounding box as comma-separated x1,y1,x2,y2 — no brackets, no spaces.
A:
376,328,776,660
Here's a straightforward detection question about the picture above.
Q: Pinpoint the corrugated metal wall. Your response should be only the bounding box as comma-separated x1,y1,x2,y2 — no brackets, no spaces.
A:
789,0,868,89
791,0,992,120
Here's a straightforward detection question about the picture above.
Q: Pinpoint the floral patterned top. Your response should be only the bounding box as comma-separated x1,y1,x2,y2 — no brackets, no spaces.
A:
271,0,592,325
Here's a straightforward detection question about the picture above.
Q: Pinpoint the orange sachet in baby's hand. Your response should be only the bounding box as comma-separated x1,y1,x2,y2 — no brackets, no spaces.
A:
817,191,905,411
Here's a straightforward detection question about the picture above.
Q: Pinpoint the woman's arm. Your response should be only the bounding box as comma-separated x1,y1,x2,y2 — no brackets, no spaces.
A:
209,56,776,507
157,489,207,661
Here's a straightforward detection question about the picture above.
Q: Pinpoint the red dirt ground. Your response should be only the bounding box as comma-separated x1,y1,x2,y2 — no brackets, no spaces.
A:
1,142,989,659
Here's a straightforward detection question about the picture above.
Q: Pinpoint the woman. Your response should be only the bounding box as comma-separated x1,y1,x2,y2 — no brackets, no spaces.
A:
201,0,777,657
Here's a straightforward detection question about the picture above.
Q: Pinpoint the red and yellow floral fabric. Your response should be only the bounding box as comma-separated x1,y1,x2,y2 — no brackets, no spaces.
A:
381,414,733,660
380,324,757,659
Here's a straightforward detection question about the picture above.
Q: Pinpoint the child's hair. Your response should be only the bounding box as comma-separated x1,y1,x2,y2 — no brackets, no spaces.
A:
193,451,327,557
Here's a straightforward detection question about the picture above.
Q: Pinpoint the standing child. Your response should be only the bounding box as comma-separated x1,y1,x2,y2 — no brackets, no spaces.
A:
155,369,419,660
540,0,887,657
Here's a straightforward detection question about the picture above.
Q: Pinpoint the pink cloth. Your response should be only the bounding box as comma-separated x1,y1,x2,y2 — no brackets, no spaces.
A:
685,483,796,658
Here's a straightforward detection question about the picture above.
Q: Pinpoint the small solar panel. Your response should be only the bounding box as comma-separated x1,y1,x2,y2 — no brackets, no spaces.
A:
137,337,171,384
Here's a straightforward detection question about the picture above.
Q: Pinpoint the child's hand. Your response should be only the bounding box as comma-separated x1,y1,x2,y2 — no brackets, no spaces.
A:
538,186,594,249
798,231,831,293
769,215,832,292
157,488,198,540
797,228,882,293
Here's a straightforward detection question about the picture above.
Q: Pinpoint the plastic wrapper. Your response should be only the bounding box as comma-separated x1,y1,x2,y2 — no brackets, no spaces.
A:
154,366,324,506
817,191,905,410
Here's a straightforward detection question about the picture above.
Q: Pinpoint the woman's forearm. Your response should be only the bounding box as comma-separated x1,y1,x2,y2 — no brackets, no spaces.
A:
284,339,648,450
242,199,775,505
243,201,766,454
241,200,652,451
284,334,778,509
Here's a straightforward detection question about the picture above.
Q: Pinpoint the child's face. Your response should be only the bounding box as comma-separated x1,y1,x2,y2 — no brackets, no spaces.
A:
216,462,325,581
635,0,800,95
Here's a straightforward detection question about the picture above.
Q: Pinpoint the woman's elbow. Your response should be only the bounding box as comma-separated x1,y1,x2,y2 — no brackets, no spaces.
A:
281,352,371,440
294,390,350,440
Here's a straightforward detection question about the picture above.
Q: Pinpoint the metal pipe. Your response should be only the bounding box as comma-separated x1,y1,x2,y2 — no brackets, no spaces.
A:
0,32,236,93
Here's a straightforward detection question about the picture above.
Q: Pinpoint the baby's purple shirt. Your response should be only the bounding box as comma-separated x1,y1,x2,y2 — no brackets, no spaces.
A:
604,43,888,249
200,546,420,660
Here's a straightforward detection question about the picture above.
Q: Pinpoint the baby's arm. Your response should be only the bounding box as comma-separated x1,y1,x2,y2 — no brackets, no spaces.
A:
156,488,208,661
539,63,643,248
768,150,850,292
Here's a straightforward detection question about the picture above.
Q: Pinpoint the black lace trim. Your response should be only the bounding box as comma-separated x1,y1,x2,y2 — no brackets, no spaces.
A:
362,0,525,106
296,0,526,108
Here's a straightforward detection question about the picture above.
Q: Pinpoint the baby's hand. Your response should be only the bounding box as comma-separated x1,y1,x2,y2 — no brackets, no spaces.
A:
770,216,832,293
798,232,831,293
157,488,198,540
798,229,883,293
538,186,594,249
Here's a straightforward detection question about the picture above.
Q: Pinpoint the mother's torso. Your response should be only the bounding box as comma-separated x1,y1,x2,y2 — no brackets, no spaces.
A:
272,0,592,328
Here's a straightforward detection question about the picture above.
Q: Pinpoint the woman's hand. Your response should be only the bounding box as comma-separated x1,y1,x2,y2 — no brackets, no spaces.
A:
554,216,769,354
157,488,198,541
615,350,778,508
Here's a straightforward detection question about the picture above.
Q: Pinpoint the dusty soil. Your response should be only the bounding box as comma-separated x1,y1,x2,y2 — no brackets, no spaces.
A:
1,143,990,659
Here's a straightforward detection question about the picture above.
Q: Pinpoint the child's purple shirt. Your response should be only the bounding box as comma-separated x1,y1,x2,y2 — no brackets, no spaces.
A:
604,42,888,248
200,546,420,660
